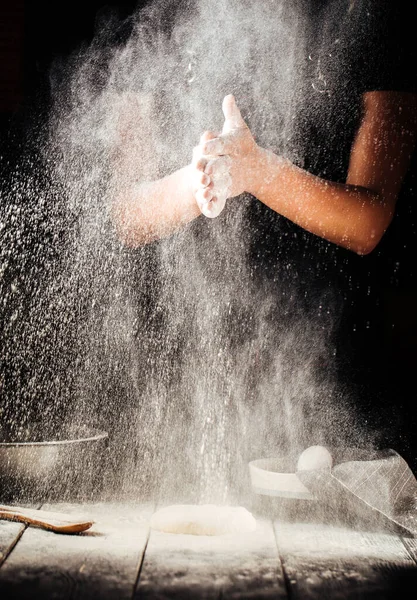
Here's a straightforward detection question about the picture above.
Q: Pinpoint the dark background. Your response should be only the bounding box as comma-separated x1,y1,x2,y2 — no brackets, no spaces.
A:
1,1,417,467
0,1,141,134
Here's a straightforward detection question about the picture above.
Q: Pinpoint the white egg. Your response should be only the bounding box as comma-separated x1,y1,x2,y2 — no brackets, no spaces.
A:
296,445,333,471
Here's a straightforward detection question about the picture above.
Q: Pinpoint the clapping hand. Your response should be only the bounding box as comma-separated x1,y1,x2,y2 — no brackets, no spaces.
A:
191,94,261,218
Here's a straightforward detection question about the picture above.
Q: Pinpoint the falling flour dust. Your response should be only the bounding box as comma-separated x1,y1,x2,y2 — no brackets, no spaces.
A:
0,0,379,507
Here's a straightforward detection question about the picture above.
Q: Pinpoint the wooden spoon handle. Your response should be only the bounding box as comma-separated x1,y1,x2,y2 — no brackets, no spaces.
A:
0,504,94,534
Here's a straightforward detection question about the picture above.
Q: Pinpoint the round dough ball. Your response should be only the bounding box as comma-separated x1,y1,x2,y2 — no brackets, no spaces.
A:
296,445,333,471
150,504,257,536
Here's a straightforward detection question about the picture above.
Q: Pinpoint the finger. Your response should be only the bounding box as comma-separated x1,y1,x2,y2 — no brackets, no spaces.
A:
192,146,209,169
222,94,246,132
201,137,225,156
195,187,213,206
200,172,211,187
196,157,208,171
199,130,218,144
202,135,237,157
193,131,219,164
192,169,211,188
200,194,227,219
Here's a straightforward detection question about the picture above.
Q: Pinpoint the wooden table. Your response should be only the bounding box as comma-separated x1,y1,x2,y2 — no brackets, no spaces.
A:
1,501,416,599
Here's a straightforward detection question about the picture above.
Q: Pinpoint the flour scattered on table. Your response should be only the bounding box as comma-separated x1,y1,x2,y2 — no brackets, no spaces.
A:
150,504,257,535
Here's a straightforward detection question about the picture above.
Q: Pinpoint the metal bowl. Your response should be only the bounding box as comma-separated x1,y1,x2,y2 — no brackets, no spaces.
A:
0,427,108,503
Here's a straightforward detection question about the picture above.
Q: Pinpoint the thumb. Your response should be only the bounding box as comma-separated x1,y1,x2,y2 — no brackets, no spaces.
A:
222,94,246,133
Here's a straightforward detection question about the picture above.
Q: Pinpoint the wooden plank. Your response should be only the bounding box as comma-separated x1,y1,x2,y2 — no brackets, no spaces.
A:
274,520,417,599
402,537,417,564
0,503,40,567
0,502,154,600
136,518,287,600
0,520,26,567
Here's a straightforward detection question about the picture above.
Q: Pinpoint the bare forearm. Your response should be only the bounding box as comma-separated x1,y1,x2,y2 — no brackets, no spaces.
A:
201,93,417,255
112,165,201,247
248,148,392,255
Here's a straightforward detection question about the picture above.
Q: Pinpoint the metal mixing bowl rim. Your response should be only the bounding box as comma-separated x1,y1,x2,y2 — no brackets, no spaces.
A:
0,430,108,448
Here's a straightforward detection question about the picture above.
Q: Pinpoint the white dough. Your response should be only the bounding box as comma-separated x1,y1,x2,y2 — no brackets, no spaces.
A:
150,504,257,536
296,445,333,471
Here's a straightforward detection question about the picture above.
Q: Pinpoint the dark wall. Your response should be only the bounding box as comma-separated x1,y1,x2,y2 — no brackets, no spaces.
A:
0,2,24,124
23,1,141,96
0,1,142,128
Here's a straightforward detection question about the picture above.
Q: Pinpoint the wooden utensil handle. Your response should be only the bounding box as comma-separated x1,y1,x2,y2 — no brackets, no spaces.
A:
0,504,94,534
